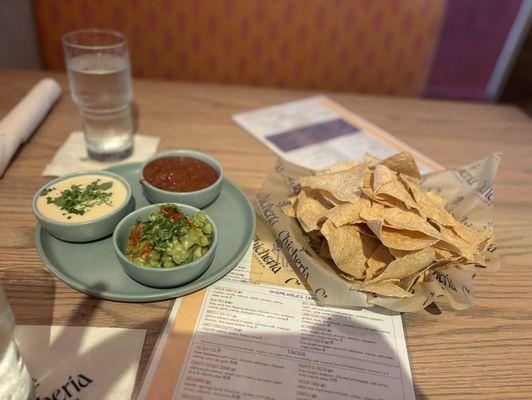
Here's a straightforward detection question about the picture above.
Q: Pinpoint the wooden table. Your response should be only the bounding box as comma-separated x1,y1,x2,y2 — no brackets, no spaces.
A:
1,70,531,399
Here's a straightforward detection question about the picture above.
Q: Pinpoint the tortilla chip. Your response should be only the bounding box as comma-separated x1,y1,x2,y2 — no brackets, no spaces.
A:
436,225,477,260
364,153,382,166
319,239,332,259
364,247,435,285
379,227,438,251
359,201,387,222
326,198,371,227
363,169,374,189
366,245,394,280
287,151,497,302
376,183,419,210
359,205,377,222
373,164,398,191
382,207,441,237
434,246,459,260
371,201,386,212
296,188,329,232
388,248,411,258
451,223,492,246
321,220,379,280
364,191,411,210
353,223,378,238
399,270,425,292
316,161,361,175
318,189,346,207
408,182,457,226
382,151,421,180
280,196,297,217
371,167,419,210
299,164,366,203
307,230,323,250
366,220,438,250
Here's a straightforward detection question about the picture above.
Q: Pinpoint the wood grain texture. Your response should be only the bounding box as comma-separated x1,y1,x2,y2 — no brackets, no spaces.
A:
0,70,531,399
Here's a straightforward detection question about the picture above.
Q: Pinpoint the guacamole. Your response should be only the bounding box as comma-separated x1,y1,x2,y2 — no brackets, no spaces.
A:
126,204,213,268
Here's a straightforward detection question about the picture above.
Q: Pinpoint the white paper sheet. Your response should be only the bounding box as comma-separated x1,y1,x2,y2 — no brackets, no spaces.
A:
233,95,439,173
140,251,415,400
15,325,145,400
42,131,160,176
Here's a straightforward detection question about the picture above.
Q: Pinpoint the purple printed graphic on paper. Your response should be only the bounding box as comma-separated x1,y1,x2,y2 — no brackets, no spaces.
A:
266,119,359,152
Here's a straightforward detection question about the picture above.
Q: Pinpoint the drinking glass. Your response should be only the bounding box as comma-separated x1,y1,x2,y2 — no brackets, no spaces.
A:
0,283,34,399
63,29,134,160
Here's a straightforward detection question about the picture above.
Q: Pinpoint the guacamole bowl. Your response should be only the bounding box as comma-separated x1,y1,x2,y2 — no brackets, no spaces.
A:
33,170,134,243
140,150,223,209
112,203,218,288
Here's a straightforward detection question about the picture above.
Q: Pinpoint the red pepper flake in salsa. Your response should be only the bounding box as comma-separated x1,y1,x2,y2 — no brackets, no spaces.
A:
143,156,219,192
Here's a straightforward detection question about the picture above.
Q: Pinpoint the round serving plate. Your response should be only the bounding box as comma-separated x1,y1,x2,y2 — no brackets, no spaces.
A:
34,162,255,302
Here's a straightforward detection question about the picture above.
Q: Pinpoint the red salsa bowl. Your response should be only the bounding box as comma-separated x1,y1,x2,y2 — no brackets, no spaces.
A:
140,150,223,208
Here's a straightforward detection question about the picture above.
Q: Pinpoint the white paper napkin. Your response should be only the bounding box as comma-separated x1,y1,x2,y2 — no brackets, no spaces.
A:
0,78,61,177
15,325,146,400
42,131,160,176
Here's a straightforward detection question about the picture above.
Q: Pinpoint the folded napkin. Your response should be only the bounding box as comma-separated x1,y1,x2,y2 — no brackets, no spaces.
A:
0,78,61,177
15,325,146,400
42,131,160,176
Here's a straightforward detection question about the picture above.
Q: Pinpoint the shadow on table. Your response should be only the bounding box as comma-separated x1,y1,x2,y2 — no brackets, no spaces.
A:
20,278,429,400
138,301,426,400
6,262,57,345
22,281,167,399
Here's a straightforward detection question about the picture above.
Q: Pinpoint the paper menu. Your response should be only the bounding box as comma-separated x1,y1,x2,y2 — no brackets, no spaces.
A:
233,95,439,173
139,240,415,400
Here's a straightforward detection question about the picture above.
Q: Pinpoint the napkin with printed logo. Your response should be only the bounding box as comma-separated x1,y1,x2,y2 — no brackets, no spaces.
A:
15,325,145,400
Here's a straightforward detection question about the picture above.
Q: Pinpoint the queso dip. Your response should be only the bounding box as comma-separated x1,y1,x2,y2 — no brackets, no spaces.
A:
37,174,128,223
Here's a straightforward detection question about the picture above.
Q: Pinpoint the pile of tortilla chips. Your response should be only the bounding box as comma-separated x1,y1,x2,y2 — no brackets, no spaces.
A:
282,152,493,299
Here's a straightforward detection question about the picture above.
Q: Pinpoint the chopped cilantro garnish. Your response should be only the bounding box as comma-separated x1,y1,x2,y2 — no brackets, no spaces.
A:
126,205,213,268
40,187,54,196
45,179,114,216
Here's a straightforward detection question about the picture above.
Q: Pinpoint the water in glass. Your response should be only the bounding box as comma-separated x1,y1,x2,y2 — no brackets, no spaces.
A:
67,52,133,160
64,30,134,161
0,285,33,399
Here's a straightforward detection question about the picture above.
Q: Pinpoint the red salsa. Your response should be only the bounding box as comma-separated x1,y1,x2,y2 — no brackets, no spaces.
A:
143,156,219,192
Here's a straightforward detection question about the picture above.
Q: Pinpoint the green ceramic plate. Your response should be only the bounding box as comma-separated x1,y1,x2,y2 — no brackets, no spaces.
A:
34,162,255,302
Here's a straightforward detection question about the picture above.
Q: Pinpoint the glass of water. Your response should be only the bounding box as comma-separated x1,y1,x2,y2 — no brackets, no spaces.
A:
0,284,34,399
63,29,134,160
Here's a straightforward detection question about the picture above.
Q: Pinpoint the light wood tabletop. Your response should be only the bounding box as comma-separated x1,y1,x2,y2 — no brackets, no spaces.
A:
1,70,531,399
